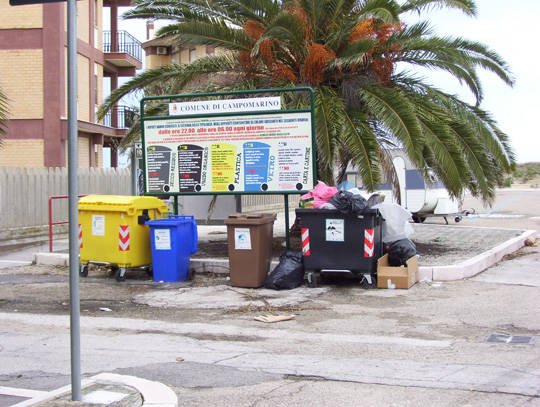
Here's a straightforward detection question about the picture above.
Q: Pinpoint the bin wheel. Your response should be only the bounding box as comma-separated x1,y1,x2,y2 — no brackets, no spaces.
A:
188,268,194,280
412,215,426,223
361,274,376,288
115,268,127,282
454,216,462,223
307,272,318,288
145,266,153,277
79,264,88,278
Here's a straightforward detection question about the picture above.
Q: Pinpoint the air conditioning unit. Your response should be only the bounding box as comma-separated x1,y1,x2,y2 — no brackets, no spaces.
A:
156,46,168,55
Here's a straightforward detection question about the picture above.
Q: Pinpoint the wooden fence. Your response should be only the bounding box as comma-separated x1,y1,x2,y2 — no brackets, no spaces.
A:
0,167,131,230
0,166,295,232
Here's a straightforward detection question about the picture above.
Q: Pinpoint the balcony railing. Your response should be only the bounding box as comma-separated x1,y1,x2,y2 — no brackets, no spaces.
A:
103,30,142,61
103,105,138,129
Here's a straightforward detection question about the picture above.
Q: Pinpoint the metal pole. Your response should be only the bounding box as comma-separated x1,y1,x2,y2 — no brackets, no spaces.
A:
284,195,290,249
131,146,137,195
67,0,81,400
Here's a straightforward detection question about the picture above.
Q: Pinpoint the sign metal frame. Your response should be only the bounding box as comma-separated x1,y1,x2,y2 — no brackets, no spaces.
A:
140,87,316,197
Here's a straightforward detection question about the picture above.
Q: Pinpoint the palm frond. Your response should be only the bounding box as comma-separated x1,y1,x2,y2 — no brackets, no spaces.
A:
400,0,476,16
341,113,381,191
97,54,237,120
378,147,401,203
355,0,401,23
359,86,423,164
158,21,252,51
313,86,342,182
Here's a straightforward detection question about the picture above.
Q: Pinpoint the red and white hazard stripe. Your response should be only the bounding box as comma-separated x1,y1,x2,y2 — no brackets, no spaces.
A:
118,225,130,251
78,224,83,249
301,228,311,256
364,228,374,257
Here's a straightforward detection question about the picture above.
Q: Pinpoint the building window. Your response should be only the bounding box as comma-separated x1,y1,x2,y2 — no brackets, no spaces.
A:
189,48,197,63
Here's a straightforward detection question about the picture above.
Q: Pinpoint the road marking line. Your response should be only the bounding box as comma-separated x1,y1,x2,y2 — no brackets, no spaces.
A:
0,386,47,398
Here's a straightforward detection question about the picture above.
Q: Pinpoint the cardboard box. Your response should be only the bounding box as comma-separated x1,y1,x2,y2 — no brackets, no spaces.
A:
377,254,418,289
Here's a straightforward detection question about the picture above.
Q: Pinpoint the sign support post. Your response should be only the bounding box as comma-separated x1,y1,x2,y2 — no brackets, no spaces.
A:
284,195,290,249
67,0,82,400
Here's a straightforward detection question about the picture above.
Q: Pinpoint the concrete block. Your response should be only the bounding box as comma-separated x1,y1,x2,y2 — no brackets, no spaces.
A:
33,252,68,266
191,258,230,275
190,258,279,275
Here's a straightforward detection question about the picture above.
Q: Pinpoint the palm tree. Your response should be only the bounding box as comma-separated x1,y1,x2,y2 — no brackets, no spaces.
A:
98,0,515,202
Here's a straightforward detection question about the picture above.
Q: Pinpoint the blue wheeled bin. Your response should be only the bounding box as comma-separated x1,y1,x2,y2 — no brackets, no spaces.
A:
146,215,198,282
295,208,383,286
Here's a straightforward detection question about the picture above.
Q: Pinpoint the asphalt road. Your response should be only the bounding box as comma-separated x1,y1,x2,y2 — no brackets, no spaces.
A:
0,187,539,406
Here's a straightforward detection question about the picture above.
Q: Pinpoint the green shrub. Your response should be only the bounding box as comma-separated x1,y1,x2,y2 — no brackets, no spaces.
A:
512,163,540,183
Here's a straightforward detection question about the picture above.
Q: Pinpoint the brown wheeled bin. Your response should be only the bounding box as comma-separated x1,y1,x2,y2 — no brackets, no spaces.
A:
224,213,277,288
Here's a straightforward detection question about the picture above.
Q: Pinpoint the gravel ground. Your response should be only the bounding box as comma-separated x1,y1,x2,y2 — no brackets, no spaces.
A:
190,224,527,267
410,224,524,266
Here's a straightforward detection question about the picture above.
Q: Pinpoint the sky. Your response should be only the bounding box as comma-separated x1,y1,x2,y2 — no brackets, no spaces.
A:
109,0,539,164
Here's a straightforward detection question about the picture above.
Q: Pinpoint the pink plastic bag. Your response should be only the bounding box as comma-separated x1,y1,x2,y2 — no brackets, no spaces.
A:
301,181,338,208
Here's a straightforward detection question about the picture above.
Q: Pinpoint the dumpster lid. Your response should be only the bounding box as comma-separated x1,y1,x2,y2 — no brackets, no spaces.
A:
78,195,168,213
224,213,277,225
295,208,380,217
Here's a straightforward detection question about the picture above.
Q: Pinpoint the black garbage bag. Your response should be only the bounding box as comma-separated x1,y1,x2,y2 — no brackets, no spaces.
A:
387,238,417,266
265,251,304,290
329,191,368,216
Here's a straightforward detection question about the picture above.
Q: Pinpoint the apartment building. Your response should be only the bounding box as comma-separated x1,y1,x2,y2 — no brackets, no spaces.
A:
0,0,142,168
142,21,216,71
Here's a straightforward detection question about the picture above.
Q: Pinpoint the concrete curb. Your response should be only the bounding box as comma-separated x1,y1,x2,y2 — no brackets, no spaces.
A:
8,379,94,407
93,373,178,407
418,229,537,282
34,229,537,283
6,373,177,407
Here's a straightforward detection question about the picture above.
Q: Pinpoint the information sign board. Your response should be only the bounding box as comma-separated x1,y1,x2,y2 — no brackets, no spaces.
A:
141,89,315,195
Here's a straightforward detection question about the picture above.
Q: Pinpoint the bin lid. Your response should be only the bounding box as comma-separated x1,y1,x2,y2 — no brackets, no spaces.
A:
146,215,195,227
78,195,168,214
224,213,277,225
295,208,380,216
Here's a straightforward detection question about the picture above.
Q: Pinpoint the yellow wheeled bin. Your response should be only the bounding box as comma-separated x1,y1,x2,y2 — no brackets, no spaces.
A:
78,195,168,281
